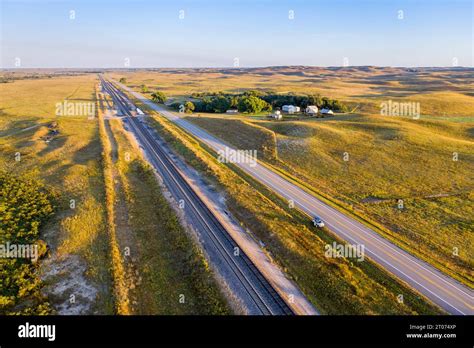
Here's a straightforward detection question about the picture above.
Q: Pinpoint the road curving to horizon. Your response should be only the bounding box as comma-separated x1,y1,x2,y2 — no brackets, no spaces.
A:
115,80,474,315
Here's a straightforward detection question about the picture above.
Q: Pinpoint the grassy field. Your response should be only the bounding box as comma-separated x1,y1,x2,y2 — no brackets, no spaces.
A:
0,74,114,314
108,66,474,118
0,72,231,314
97,106,130,314
126,95,442,314
187,114,474,285
110,67,473,286
2,68,470,315
0,72,233,314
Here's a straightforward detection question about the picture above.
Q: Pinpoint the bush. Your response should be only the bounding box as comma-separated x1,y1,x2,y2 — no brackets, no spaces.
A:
0,172,54,314
151,91,167,104
184,101,195,113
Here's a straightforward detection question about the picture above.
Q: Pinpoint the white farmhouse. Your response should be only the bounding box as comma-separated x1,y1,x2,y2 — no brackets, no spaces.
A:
305,105,319,116
282,105,300,114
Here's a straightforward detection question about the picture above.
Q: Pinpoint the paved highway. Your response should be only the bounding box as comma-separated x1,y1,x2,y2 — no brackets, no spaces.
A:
117,81,474,315
100,77,295,315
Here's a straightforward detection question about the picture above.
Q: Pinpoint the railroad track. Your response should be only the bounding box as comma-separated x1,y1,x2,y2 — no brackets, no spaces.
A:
100,76,294,315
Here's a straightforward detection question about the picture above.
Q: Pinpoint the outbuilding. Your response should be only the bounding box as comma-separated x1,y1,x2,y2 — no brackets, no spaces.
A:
282,105,300,114
305,105,319,116
320,108,334,115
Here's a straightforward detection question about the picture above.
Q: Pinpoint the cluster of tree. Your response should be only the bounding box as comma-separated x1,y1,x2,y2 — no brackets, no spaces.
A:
174,90,347,114
0,172,53,314
173,93,272,114
259,92,348,112
119,77,127,83
151,91,167,104
194,96,234,113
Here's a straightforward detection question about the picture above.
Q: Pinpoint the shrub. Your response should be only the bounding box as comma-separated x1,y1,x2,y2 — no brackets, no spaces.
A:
0,172,54,314
151,91,167,104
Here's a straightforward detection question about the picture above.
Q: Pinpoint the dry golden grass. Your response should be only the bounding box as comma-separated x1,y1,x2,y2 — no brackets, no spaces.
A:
187,114,474,285
0,73,230,314
130,98,442,314
107,118,230,315
97,107,131,314
107,66,474,118
0,74,115,313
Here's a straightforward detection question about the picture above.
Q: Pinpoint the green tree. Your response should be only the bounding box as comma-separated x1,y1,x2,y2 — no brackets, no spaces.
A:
184,101,195,113
151,91,167,104
308,94,323,107
210,96,231,113
119,77,127,84
230,96,239,108
237,96,271,113
140,84,149,93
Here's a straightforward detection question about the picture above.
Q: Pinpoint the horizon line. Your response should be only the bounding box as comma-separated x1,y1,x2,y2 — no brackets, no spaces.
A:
1,65,473,70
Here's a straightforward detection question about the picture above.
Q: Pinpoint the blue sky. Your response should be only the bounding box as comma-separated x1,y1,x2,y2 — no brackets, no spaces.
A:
0,0,472,68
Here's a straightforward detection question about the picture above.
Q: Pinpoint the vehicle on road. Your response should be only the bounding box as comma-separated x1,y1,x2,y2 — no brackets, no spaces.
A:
312,216,325,228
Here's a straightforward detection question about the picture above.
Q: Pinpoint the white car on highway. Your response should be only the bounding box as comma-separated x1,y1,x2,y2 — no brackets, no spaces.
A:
312,216,325,228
